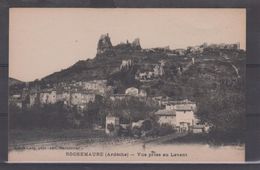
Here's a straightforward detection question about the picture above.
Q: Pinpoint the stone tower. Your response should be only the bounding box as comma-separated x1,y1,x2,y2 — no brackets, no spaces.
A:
97,33,113,54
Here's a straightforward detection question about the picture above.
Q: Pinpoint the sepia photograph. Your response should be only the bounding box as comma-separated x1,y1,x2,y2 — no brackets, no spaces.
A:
8,8,246,163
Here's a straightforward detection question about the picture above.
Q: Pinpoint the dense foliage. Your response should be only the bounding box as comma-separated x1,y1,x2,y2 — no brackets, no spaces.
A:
9,97,159,129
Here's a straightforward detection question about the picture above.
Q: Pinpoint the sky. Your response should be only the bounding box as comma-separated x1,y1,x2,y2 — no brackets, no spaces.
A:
9,8,246,82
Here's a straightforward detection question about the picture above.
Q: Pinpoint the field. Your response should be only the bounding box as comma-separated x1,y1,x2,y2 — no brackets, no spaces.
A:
9,128,151,151
9,128,107,146
9,128,186,150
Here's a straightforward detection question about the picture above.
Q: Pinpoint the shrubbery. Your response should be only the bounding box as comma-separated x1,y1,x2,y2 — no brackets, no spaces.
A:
9,96,159,130
157,124,176,136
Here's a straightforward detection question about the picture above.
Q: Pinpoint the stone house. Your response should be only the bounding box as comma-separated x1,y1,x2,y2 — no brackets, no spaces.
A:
175,104,197,132
174,49,186,55
189,45,204,53
109,94,126,101
154,109,176,126
155,100,201,133
39,90,57,104
105,116,120,136
56,90,70,105
70,92,95,109
9,94,22,108
29,92,38,107
83,80,107,96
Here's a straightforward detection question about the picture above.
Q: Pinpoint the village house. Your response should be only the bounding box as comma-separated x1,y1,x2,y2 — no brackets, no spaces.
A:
105,116,120,136
174,49,186,55
153,62,165,77
135,62,165,81
175,104,198,132
83,80,107,96
39,90,57,105
109,94,126,101
135,71,154,81
206,43,240,51
152,96,172,107
21,87,29,101
165,99,196,111
154,109,176,126
188,45,204,53
70,91,95,109
9,94,22,108
155,99,203,133
29,92,38,107
56,90,71,105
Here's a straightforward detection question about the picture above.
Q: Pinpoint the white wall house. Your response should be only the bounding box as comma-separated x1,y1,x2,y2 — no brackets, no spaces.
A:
109,94,126,101
155,100,201,133
39,90,57,104
166,103,196,111
70,92,95,108
29,93,38,107
56,91,70,105
175,108,195,127
175,104,200,132
9,94,22,108
83,80,107,95
105,116,119,136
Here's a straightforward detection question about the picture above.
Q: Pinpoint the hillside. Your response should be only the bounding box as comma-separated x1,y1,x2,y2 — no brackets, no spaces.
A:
9,77,23,86
9,34,246,140
41,34,245,100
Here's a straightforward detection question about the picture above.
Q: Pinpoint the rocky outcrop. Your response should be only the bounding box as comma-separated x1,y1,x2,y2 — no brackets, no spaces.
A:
97,33,113,54
97,34,141,54
120,59,132,70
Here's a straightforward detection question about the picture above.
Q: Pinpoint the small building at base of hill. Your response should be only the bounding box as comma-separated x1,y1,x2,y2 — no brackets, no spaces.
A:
106,116,120,136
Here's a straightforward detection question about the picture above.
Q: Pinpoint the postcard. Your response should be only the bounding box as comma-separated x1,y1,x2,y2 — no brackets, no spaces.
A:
8,8,246,163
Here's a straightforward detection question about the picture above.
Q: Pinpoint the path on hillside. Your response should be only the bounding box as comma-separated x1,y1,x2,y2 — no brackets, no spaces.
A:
192,57,240,78
230,64,240,78
221,55,240,78
182,61,193,72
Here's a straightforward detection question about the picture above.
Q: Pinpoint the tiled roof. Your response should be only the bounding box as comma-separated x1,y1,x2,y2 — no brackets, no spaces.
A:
175,104,195,111
154,109,176,116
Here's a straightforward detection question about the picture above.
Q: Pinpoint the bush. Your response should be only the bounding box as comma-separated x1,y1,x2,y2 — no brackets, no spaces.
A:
158,124,176,136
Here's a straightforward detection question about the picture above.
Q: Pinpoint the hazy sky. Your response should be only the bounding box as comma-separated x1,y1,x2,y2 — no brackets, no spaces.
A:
9,8,246,82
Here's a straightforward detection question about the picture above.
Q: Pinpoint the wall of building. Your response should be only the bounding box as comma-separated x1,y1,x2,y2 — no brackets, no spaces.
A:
105,116,119,135
39,91,56,104
158,115,176,126
176,110,195,126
